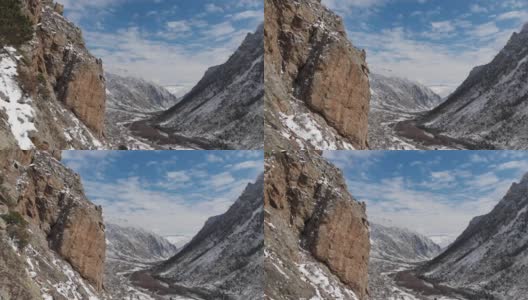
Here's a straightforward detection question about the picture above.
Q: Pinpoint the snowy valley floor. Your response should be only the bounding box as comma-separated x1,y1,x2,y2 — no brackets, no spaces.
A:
370,258,476,300
368,109,471,150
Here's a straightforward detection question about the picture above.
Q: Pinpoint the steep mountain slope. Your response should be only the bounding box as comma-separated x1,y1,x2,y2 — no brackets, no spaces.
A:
135,25,264,150
0,150,106,299
265,151,370,300
264,0,371,150
0,0,106,150
369,223,442,299
104,223,178,300
104,73,179,149
147,174,264,299
418,172,528,299
418,23,528,149
368,73,443,149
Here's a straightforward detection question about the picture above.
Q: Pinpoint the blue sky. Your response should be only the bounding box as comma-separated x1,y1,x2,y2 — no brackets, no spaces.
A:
59,0,263,88
324,150,528,243
62,150,263,237
322,0,528,96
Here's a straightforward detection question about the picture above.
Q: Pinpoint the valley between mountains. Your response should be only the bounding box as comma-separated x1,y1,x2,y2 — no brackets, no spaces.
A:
0,150,264,300
264,0,528,150
0,0,263,150
265,150,528,300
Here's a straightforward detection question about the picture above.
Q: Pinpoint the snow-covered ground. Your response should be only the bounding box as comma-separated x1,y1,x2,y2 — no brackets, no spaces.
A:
0,47,36,149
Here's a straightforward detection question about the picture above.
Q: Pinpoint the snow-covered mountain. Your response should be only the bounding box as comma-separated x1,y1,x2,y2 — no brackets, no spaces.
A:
369,223,441,300
418,172,528,298
164,84,192,98
104,73,180,149
370,223,441,263
419,22,528,149
370,73,443,113
104,223,178,299
150,174,264,299
106,73,178,113
144,25,264,150
368,73,444,149
163,234,193,248
105,223,178,263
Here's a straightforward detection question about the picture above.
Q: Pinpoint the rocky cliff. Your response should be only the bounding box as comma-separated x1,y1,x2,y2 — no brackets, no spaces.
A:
418,172,528,299
418,22,528,149
0,0,106,150
264,0,371,150
151,174,264,299
0,150,106,299
265,151,370,299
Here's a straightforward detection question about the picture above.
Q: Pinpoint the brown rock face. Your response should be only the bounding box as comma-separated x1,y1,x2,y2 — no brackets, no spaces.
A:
265,0,371,150
265,151,370,299
1,0,107,150
29,0,106,137
0,150,106,291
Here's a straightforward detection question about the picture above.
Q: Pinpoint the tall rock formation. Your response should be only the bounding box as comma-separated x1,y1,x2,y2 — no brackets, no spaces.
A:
418,22,528,149
418,172,528,299
138,25,264,150
265,151,370,300
150,174,264,299
264,0,371,150
0,0,106,150
0,150,106,299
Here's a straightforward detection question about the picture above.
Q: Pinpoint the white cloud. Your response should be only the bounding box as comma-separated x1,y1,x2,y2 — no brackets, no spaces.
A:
85,25,251,87
231,10,263,21
166,171,191,182
470,4,488,14
166,20,191,32
205,3,224,13
84,176,249,236
209,172,236,188
472,22,500,37
496,10,528,21
231,160,263,171
207,154,224,163
348,19,519,94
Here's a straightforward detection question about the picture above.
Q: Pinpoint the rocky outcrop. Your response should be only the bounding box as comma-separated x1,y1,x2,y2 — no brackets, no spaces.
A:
265,151,370,299
418,172,528,298
1,0,106,150
418,23,528,149
0,150,106,296
28,0,106,136
265,0,371,150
